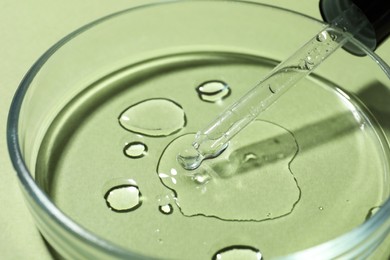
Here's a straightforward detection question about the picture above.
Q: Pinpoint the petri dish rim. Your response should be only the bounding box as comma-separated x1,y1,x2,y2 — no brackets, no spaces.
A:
6,0,390,259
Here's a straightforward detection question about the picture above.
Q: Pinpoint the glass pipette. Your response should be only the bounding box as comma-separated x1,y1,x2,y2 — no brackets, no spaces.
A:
177,5,368,170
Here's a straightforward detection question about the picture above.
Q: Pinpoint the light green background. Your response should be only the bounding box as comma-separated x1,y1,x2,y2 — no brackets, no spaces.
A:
1,1,389,259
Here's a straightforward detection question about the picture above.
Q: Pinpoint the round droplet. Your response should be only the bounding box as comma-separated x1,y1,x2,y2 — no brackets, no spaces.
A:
212,246,262,260
119,98,186,137
318,206,324,211
104,184,142,212
177,144,204,170
123,142,148,158
196,80,231,102
159,204,173,215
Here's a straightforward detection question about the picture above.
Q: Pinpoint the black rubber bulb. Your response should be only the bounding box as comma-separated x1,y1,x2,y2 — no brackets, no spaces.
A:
320,0,390,55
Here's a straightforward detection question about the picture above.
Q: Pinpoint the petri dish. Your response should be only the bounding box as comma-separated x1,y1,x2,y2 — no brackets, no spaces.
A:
7,1,390,259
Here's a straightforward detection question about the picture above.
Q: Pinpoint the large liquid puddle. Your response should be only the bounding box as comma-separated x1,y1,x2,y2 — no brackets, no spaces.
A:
157,120,300,221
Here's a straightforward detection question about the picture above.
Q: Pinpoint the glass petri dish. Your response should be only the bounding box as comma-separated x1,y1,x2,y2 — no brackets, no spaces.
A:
7,1,390,259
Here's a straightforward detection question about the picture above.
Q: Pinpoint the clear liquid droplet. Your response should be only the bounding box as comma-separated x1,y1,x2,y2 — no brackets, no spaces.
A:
123,142,148,158
177,145,204,170
212,246,262,260
159,204,174,215
196,80,231,102
119,98,186,137
104,184,142,212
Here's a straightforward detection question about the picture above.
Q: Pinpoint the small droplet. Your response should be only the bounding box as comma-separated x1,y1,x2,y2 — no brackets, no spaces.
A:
318,206,324,211
123,142,148,158
196,80,231,102
104,184,142,212
213,246,262,260
119,98,186,137
316,31,328,42
159,204,173,215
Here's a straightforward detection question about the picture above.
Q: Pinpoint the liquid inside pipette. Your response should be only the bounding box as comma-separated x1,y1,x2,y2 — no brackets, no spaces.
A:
177,6,368,171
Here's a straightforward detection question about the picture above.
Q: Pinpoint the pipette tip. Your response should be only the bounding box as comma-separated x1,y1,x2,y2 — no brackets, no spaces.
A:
177,145,204,170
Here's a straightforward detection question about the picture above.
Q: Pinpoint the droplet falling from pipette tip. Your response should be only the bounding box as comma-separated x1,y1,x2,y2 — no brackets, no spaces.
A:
177,141,229,170
177,145,204,170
